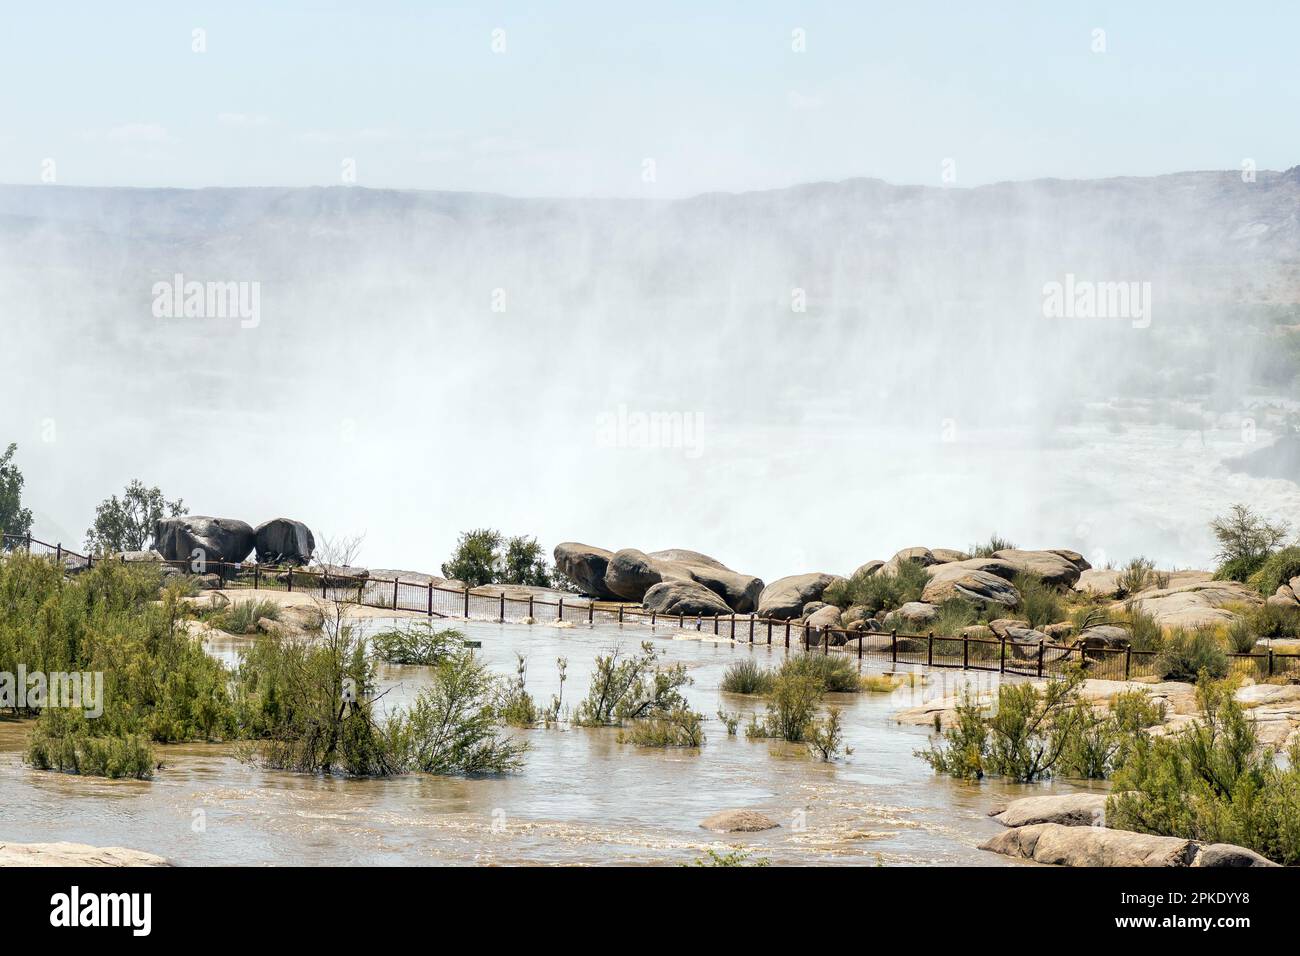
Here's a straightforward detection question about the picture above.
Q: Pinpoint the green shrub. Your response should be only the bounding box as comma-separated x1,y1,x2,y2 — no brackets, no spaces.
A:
806,706,851,761
825,561,927,613
405,650,528,774
1116,557,1168,598
1248,603,1300,640
26,711,154,780
1210,504,1290,583
371,622,463,665
781,652,860,693
496,653,538,727
687,847,769,867
1108,677,1300,865
748,670,822,743
1155,628,1228,682
619,706,705,747
1014,574,1064,629
933,599,978,637
1247,546,1300,596
573,642,690,726
1056,690,1166,779
969,534,1016,559
719,657,774,695
212,598,281,634
1226,614,1259,653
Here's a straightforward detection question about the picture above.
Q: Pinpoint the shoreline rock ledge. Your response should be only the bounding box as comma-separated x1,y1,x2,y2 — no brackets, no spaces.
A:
0,839,169,867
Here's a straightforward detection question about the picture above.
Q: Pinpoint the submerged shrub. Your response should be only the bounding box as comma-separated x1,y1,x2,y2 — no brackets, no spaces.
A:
1108,677,1300,865
405,650,528,774
780,653,861,693
619,706,705,748
496,653,539,727
720,657,774,695
573,641,690,727
806,706,851,761
26,711,154,780
371,622,464,665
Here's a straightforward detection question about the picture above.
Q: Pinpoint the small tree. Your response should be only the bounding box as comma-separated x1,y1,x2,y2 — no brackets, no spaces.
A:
441,528,504,586
0,443,34,547
85,479,184,554
1210,504,1291,582
501,535,552,586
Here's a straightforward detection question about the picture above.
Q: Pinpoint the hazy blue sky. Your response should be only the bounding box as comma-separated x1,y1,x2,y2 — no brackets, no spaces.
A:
2,1,1296,196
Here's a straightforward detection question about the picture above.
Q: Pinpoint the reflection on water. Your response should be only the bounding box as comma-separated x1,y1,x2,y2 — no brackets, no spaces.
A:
0,618,1093,865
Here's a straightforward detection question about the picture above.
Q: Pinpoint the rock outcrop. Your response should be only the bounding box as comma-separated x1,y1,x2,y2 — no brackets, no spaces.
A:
922,561,1021,608
981,823,1277,867
553,542,616,599
0,840,169,867
642,579,733,617
154,516,255,565
602,548,763,613
1117,580,1263,630
757,572,843,620
990,793,1109,828
699,810,779,833
992,549,1088,588
253,518,315,565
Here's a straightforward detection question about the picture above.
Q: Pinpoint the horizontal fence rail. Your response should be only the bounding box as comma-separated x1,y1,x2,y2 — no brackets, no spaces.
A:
5,532,1299,681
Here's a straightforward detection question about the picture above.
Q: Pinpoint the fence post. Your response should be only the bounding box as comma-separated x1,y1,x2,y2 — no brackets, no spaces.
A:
1269,647,1275,677
287,570,293,593
730,616,735,641
499,592,505,623
857,633,863,660
823,627,829,655
1036,641,1044,679
321,571,327,600
927,631,934,668
393,578,399,611
465,587,471,619
713,614,718,635
589,602,595,625
749,614,755,643
651,611,656,627
784,620,790,648
428,582,434,617
254,564,261,590
767,620,772,646
1000,635,1006,674
1124,645,1131,680
679,612,684,629
962,633,969,670
56,543,62,563
26,531,32,553
618,604,624,624
528,595,534,621
891,629,898,665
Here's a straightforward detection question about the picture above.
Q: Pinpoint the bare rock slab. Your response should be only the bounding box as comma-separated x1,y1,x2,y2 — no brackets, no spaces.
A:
699,810,780,833
990,793,1109,828
0,840,169,867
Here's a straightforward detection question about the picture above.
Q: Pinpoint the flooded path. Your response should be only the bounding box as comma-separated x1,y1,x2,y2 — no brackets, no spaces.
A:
0,617,1100,865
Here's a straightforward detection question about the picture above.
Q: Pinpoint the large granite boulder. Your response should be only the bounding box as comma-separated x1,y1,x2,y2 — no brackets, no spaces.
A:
553,542,617,598
254,518,315,565
992,549,1086,588
922,562,1021,609
881,547,936,575
851,559,884,579
154,516,255,565
981,823,1277,867
757,572,844,620
990,793,1109,828
602,548,763,612
642,579,732,617
1117,580,1263,630
930,548,970,564
884,601,941,630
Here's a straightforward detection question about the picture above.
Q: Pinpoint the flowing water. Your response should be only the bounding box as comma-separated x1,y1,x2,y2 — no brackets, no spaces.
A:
0,618,1101,866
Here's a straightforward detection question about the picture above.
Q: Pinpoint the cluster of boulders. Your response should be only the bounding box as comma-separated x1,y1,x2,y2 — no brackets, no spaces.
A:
1266,573,1300,611
150,516,315,566
553,543,764,615
979,793,1275,867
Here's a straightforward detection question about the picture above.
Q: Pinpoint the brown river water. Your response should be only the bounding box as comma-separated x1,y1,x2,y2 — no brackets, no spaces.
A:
0,617,1098,866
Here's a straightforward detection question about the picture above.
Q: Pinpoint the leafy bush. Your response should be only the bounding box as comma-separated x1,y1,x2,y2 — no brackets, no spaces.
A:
1248,546,1300,597
212,598,281,634
1155,628,1228,682
496,653,538,727
0,442,33,544
619,706,705,747
932,599,978,637
26,711,154,779
1108,677,1300,865
1014,574,1064,629
806,706,851,761
687,847,769,867
440,528,556,587
720,657,774,695
970,534,1016,559
781,653,861,693
824,561,927,613
747,669,822,743
1247,603,1300,640
1226,614,1259,654
405,650,528,774
573,642,690,726
1116,557,1168,598
916,671,1151,782
371,622,463,665
1210,504,1290,583
84,479,185,554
